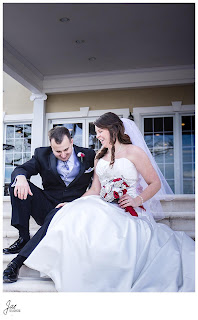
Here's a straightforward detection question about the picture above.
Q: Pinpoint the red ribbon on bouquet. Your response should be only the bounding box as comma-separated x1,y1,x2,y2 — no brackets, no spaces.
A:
101,177,146,217
113,179,146,217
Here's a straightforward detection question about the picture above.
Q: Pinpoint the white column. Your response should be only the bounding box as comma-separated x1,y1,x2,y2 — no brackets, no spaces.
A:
30,93,47,188
30,93,47,152
172,101,182,194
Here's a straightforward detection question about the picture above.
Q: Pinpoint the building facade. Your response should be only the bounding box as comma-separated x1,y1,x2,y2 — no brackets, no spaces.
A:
3,72,195,197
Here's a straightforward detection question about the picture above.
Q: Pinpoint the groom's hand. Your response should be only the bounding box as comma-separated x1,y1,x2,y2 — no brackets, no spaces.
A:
14,175,33,200
56,202,68,208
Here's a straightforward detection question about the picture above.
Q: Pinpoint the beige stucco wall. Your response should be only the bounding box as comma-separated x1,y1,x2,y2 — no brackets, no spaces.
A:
3,71,194,115
46,84,195,113
3,72,33,114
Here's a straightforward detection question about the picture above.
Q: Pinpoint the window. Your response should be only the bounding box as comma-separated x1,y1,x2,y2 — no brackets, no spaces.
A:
53,122,84,147
4,123,32,196
47,107,129,151
135,104,195,194
52,119,102,151
144,116,174,192
182,115,195,194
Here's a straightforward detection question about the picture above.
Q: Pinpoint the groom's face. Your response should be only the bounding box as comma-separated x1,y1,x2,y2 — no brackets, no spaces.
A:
51,135,73,161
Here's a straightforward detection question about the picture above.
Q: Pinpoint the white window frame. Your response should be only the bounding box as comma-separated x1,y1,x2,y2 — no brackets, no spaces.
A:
45,107,129,147
133,104,195,194
3,114,33,197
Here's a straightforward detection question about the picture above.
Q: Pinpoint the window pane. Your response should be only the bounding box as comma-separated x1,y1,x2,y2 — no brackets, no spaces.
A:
24,138,31,152
183,147,193,163
166,180,175,193
192,133,195,145
192,115,195,130
165,148,174,163
153,149,164,163
164,117,173,132
24,153,31,162
89,123,101,151
154,117,163,132
144,118,153,132
4,123,32,195
15,139,23,152
157,163,164,176
5,167,14,182
164,133,173,148
183,164,194,178
14,153,23,166
144,116,174,192
5,153,13,166
24,124,32,138
15,125,23,138
154,134,163,147
183,180,194,194
6,138,14,146
53,123,83,147
182,115,195,194
182,116,191,131
192,147,195,162
182,133,191,147
4,183,10,196
165,163,174,180
7,125,14,138
144,134,153,148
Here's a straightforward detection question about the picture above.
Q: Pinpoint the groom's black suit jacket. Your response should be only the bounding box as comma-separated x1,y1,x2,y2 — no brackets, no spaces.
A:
11,144,95,204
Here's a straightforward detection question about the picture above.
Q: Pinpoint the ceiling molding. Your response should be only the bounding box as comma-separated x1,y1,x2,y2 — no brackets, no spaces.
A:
3,38,194,94
3,40,44,94
42,65,195,94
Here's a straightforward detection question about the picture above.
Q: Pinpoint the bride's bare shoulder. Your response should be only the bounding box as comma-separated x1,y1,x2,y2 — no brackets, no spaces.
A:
125,145,147,162
126,144,144,154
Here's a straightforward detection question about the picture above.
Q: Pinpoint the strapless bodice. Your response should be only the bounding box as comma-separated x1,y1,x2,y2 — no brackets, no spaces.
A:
96,158,139,198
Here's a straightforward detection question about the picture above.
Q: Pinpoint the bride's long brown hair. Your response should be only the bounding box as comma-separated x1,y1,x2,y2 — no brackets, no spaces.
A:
94,112,132,166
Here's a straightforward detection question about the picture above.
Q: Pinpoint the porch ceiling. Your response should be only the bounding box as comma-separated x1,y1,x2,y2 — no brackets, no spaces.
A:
3,3,195,94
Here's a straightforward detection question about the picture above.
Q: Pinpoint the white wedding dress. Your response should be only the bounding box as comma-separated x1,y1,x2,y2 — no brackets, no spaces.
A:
25,158,195,292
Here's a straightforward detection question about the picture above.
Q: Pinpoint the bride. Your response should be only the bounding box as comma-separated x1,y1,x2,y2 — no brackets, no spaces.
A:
25,112,195,292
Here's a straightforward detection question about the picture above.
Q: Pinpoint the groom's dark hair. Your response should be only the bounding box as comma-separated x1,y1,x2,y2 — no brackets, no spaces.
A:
48,126,71,144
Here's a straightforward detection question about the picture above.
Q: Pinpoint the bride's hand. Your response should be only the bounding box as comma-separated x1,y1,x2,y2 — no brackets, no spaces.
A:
118,195,138,208
56,202,68,208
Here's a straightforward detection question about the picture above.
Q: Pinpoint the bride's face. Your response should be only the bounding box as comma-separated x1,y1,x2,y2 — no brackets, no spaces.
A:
95,126,111,148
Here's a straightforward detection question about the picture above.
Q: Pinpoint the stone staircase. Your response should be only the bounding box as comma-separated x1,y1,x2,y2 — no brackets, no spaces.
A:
3,197,56,292
3,195,195,292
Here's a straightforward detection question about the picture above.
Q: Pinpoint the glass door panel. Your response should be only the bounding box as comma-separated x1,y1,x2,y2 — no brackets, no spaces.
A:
50,119,85,147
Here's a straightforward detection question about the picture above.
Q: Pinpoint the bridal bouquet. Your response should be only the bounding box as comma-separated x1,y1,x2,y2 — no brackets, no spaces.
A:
100,177,145,217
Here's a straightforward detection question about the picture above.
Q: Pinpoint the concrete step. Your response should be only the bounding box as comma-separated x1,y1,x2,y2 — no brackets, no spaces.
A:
3,214,40,231
3,254,42,278
160,194,195,212
3,277,56,292
3,230,39,248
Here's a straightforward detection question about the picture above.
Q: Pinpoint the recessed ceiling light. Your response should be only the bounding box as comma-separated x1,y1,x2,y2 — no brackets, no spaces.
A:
59,17,70,23
75,40,85,44
88,57,96,61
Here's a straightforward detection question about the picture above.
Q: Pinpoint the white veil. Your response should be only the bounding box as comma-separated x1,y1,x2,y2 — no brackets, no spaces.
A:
121,118,174,220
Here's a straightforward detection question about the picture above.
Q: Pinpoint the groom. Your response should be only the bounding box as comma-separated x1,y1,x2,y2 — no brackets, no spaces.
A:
3,126,95,282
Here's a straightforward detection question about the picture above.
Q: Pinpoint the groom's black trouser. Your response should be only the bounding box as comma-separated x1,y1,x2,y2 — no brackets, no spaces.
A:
9,182,57,239
17,207,61,259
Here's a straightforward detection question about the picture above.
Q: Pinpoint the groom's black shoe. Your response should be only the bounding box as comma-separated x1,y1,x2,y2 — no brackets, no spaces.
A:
3,261,20,283
3,236,29,254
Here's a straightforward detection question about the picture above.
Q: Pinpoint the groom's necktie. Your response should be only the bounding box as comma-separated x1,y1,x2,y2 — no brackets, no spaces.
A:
57,160,70,184
63,160,69,171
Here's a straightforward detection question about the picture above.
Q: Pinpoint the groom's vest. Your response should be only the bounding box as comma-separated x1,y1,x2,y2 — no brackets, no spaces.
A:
64,155,80,186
